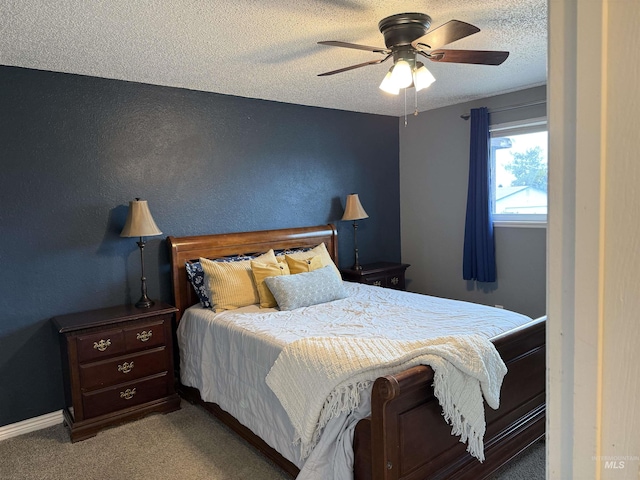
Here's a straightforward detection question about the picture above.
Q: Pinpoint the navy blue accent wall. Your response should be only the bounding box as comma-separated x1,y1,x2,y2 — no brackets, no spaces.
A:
0,66,400,426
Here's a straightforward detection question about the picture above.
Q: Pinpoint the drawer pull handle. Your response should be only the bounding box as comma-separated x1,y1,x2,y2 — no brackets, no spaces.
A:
93,339,111,352
117,361,134,374
391,277,399,285
120,388,136,400
373,280,382,287
136,330,153,342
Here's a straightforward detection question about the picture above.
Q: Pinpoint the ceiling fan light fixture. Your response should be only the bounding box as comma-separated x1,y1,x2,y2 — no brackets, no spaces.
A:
379,70,400,95
318,13,509,102
413,63,436,91
389,59,413,89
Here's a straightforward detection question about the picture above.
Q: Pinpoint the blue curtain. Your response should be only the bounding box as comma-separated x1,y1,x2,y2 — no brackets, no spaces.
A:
463,107,496,282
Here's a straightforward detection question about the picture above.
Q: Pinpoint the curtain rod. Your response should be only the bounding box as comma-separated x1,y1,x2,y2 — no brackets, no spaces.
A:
460,100,546,120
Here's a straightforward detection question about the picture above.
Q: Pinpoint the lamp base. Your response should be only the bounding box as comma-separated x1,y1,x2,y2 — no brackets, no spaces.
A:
135,296,154,309
351,263,363,271
134,239,154,309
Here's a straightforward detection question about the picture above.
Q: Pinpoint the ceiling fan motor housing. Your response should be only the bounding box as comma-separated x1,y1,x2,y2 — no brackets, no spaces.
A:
317,13,508,78
378,13,432,48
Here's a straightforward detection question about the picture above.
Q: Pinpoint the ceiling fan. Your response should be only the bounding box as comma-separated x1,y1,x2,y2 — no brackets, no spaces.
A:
318,13,509,95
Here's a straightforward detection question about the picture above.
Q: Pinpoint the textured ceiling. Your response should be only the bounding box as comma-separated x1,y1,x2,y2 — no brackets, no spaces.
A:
0,0,547,117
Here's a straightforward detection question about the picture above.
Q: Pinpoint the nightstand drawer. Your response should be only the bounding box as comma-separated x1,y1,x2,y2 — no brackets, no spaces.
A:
362,274,388,288
123,319,166,352
341,262,410,291
76,329,126,363
82,372,170,419
79,347,168,390
383,272,406,290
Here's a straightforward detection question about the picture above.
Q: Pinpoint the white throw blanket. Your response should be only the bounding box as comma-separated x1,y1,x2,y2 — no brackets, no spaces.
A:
265,334,507,462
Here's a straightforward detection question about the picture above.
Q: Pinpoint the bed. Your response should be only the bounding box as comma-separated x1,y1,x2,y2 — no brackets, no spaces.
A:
167,224,545,480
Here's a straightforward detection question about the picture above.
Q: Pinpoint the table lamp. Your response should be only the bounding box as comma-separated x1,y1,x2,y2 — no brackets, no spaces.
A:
120,198,162,308
341,193,369,270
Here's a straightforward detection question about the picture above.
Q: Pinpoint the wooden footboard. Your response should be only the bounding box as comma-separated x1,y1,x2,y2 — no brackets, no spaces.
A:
354,316,546,480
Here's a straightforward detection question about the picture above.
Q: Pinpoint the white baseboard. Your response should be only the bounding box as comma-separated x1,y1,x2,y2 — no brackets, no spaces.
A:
0,410,64,442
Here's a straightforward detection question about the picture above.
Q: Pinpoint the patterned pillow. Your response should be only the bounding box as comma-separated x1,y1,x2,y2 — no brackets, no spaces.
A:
185,261,212,308
185,254,257,309
264,266,348,311
274,246,313,258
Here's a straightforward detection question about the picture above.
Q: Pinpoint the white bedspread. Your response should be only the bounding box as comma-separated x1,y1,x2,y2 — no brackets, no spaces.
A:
177,282,532,479
266,334,507,462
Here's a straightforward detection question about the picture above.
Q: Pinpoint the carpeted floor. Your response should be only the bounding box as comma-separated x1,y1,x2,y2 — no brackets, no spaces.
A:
0,401,544,479
489,436,545,479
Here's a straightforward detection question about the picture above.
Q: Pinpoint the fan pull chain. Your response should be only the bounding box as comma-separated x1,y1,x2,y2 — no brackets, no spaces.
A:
414,88,419,116
404,89,408,127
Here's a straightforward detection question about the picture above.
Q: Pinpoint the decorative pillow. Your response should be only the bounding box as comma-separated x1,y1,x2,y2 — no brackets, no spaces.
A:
186,254,257,308
284,243,341,280
274,246,312,258
200,249,278,312
251,260,290,308
264,266,348,311
185,261,212,308
285,254,323,274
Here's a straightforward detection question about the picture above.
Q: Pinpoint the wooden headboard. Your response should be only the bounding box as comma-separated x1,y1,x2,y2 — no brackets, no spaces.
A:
167,224,338,322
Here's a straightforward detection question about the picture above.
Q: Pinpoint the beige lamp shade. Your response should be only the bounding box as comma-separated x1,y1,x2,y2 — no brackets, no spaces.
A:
341,194,369,221
120,199,162,238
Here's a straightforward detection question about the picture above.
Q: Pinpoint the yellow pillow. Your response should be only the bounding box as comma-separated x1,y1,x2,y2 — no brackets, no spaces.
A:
200,249,277,312
284,243,341,280
251,260,290,308
285,254,323,274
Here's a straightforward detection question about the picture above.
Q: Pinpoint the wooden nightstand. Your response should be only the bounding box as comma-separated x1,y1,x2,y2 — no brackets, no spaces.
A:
52,302,181,442
341,262,410,290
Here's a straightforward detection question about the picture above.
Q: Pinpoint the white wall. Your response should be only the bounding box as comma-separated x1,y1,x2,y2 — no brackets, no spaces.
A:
548,0,640,478
399,86,547,318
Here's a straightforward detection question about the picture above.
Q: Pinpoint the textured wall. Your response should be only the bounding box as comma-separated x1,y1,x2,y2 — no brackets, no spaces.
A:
400,86,547,318
0,66,400,426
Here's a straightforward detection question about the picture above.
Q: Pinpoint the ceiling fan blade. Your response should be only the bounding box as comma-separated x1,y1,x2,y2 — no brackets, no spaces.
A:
426,49,509,65
318,41,389,54
411,20,480,51
318,55,392,76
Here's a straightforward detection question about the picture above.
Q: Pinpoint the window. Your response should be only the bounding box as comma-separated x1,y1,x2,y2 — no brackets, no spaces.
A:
490,118,548,224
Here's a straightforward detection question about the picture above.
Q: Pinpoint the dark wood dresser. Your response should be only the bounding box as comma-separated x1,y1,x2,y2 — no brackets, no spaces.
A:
340,262,410,290
52,302,181,442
